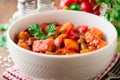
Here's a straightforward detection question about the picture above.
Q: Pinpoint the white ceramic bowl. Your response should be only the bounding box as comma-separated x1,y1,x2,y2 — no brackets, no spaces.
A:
7,10,117,80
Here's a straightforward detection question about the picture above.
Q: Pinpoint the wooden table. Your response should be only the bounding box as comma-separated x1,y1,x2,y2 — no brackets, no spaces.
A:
0,0,60,79
0,0,17,79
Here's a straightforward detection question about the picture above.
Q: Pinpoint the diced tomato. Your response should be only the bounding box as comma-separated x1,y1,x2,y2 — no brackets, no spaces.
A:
76,25,88,34
66,29,80,40
41,23,48,34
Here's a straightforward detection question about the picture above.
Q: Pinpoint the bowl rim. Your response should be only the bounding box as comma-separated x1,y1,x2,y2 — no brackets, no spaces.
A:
7,10,118,59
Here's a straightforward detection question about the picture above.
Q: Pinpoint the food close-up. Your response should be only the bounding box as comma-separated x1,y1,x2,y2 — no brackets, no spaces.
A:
16,22,107,55
0,0,120,80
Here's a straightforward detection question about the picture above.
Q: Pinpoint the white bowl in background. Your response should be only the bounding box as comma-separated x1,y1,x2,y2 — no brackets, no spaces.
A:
7,10,117,80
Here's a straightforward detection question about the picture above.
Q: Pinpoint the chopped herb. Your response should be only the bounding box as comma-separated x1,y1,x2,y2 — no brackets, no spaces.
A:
46,23,56,36
28,23,56,40
35,33,49,40
28,24,43,36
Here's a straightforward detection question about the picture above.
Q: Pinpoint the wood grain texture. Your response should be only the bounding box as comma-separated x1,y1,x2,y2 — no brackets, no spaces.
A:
0,0,17,23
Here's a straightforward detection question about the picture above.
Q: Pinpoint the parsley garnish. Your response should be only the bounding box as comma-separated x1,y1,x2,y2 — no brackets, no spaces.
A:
0,34,7,49
28,23,56,40
35,33,49,40
28,24,43,36
46,23,56,36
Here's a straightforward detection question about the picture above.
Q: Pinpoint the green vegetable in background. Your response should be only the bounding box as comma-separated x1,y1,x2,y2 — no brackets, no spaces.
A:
0,24,8,31
0,18,17,49
0,34,7,49
69,3,81,10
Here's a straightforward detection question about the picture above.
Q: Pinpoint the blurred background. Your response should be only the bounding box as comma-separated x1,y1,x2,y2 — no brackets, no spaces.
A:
0,0,60,23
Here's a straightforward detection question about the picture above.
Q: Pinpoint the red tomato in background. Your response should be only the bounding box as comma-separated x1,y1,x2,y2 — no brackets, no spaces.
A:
73,0,80,4
80,0,100,15
64,0,74,6
90,0,100,15
80,0,93,13
59,0,100,15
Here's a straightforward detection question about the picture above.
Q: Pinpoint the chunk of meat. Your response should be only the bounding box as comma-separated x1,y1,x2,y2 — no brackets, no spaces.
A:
89,38,107,49
84,27,103,43
89,27,103,38
32,38,54,53
26,37,35,46
54,34,67,49
17,39,30,50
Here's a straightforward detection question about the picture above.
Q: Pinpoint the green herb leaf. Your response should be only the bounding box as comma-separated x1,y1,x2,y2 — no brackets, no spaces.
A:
28,24,50,40
35,33,49,40
28,24,42,36
0,18,17,31
97,0,107,4
104,12,111,21
0,24,8,31
114,9,120,22
46,23,56,36
115,26,120,37
0,35,7,49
